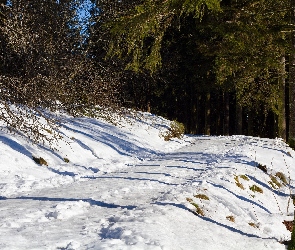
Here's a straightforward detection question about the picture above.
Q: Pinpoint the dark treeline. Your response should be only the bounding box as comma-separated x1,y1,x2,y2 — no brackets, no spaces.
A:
1,0,295,144
94,0,293,141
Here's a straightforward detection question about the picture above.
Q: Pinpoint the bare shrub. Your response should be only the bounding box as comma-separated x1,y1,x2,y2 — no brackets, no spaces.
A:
162,120,185,141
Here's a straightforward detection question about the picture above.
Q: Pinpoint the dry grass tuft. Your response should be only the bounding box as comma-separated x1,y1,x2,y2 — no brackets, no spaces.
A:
249,184,263,193
191,202,205,216
275,172,288,185
269,175,282,189
248,222,259,228
240,175,249,181
283,220,294,232
194,194,209,200
186,197,193,202
226,215,235,222
234,176,245,190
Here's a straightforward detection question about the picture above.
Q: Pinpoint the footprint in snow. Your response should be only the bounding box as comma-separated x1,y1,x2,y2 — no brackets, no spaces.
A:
45,200,90,220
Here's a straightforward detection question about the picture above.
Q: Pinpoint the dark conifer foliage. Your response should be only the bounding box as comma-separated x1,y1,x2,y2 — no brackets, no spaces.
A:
87,0,156,112
102,0,292,139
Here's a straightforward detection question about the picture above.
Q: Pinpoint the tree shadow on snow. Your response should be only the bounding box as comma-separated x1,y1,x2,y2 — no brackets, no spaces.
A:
82,175,179,186
207,181,271,213
0,135,71,165
9,196,137,210
61,123,158,159
154,202,276,240
47,167,77,177
0,135,32,157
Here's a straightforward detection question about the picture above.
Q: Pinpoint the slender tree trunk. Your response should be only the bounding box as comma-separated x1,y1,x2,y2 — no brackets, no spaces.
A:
146,101,151,113
278,54,286,140
195,92,200,134
247,110,254,136
223,92,230,135
236,103,243,135
205,92,211,135
235,90,243,135
217,93,222,135
289,0,295,146
146,81,151,113
191,93,198,134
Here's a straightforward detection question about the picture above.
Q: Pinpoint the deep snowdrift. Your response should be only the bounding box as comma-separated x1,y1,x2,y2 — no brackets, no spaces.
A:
0,112,294,249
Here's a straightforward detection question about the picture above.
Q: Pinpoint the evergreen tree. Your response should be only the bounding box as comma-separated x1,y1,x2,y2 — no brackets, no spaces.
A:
105,0,290,137
214,0,288,137
107,0,221,72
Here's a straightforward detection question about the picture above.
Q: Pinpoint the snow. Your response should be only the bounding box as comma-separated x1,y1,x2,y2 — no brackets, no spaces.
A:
0,111,294,250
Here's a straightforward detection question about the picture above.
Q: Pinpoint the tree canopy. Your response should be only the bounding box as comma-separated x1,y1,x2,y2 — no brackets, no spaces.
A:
107,0,221,72
1,0,295,144
103,0,292,139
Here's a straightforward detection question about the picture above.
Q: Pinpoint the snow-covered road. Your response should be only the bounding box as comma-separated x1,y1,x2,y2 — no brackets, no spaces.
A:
0,114,294,249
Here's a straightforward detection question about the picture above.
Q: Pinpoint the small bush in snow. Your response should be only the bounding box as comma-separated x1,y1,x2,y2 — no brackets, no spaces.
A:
32,156,48,166
162,120,185,141
64,158,70,163
257,163,267,173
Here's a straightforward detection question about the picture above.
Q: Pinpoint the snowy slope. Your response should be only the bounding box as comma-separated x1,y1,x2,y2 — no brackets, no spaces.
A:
0,112,294,250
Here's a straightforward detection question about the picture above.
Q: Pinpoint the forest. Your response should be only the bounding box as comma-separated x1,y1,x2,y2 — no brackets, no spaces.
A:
1,0,295,145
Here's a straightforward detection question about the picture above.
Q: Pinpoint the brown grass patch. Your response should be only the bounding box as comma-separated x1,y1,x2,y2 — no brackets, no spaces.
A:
226,215,235,222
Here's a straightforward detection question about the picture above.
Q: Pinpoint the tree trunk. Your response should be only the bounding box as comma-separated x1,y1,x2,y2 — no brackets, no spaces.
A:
223,92,230,135
289,0,295,147
195,92,201,134
205,92,211,135
146,101,151,113
247,110,254,136
235,103,243,135
278,54,286,140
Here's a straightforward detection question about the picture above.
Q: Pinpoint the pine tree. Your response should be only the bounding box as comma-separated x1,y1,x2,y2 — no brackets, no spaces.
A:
101,0,290,137
214,0,288,137
107,0,221,73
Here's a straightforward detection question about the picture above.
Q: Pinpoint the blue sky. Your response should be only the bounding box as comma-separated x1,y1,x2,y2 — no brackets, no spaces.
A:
77,0,97,37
